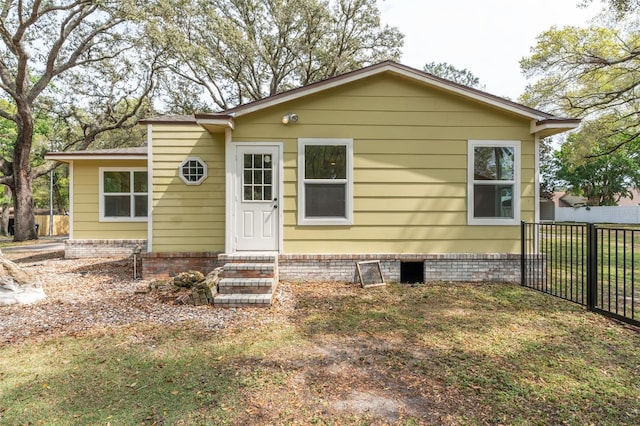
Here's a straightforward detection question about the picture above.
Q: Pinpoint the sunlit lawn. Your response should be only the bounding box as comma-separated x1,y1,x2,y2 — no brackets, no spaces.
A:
535,224,640,320
1,282,639,425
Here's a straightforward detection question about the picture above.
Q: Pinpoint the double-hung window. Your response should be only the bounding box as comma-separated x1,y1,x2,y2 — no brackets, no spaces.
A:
100,168,148,221
298,138,353,225
468,140,520,225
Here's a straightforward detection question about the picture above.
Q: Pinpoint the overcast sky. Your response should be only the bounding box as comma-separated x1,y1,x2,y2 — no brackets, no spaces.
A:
377,0,603,100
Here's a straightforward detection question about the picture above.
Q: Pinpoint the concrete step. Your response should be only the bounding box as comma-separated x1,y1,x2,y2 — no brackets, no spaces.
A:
218,277,274,294
214,293,272,308
219,252,278,263
222,262,275,279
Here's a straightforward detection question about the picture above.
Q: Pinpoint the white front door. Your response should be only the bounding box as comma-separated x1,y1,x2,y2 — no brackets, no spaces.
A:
236,145,280,251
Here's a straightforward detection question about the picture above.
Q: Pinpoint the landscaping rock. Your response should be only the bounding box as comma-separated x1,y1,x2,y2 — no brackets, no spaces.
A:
0,251,46,306
172,270,205,288
148,268,223,305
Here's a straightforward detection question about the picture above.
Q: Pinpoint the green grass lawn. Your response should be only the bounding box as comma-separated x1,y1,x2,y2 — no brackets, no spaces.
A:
532,224,640,320
1,282,639,425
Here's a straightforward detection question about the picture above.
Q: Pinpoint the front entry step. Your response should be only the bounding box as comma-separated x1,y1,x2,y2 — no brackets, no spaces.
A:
214,253,278,308
214,293,272,308
218,277,273,294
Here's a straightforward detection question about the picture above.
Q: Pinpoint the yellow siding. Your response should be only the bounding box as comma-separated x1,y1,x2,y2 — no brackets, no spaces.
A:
151,125,225,252
231,74,536,254
72,160,148,239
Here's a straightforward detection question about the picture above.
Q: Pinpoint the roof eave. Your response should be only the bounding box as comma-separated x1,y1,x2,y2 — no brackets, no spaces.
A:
194,114,235,133
222,61,558,122
45,153,148,162
531,118,581,138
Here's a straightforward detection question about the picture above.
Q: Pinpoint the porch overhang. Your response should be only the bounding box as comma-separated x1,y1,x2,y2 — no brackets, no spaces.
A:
195,114,235,133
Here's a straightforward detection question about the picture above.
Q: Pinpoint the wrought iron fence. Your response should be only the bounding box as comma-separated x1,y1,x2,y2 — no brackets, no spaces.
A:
522,222,639,327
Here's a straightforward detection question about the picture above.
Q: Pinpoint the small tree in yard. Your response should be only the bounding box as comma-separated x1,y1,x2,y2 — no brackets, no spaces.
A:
553,120,640,206
0,1,157,241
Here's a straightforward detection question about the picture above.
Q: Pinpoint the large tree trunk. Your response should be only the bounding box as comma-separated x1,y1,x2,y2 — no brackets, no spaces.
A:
12,109,37,242
1,186,12,237
12,176,37,242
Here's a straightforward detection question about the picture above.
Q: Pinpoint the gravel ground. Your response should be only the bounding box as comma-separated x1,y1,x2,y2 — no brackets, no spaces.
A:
0,250,295,344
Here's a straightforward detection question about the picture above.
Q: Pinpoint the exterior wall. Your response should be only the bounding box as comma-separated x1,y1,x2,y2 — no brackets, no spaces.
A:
72,160,148,240
231,74,536,254
150,125,226,252
65,239,147,258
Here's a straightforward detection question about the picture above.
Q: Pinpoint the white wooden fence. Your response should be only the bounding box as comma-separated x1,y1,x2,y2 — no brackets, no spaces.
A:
553,206,640,224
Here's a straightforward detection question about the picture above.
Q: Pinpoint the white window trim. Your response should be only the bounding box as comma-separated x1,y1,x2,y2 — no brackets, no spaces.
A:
467,140,521,226
298,138,354,226
99,167,148,222
179,156,208,185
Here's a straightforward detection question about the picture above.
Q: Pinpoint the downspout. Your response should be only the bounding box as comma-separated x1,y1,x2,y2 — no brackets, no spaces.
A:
68,161,74,240
224,127,234,253
147,124,153,253
534,132,540,224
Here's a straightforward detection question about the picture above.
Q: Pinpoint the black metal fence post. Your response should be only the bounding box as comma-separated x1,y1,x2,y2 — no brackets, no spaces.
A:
587,223,598,311
521,221,526,287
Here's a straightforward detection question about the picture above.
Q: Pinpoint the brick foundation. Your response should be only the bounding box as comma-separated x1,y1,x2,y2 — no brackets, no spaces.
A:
137,251,533,283
141,252,222,279
279,253,525,283
65,239,147,258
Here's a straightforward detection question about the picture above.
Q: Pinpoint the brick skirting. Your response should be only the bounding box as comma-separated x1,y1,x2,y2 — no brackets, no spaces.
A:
141,252,223,279
134,251,529,283
279,253,524,283
65,239,147,259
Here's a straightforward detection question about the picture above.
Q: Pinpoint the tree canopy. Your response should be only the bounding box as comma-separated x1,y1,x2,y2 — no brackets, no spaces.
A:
520,4,640,157
0,0,158,240
423,62,483,89
147,0,404,112
551,118,640,206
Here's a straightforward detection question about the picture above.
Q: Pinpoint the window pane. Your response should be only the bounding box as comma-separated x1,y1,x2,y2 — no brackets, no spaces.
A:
305,183,346,217
305,145,347,179
182,160,204,182
253,187,263,201
134,171,148,192
105,195,131,217
474,146,514,180
244,154,252,168
473,184,513,218
134,195,148,217
104,172,130,193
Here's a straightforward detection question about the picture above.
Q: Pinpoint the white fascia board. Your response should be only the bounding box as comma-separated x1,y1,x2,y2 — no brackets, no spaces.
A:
231,66,397,117
231,63,549,121
44,154,147,161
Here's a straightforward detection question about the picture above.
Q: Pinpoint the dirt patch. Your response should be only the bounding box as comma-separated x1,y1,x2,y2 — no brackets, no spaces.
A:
0,251,293,345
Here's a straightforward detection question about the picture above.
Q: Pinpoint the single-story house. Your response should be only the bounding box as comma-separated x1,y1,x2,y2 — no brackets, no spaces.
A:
46,61,579,305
